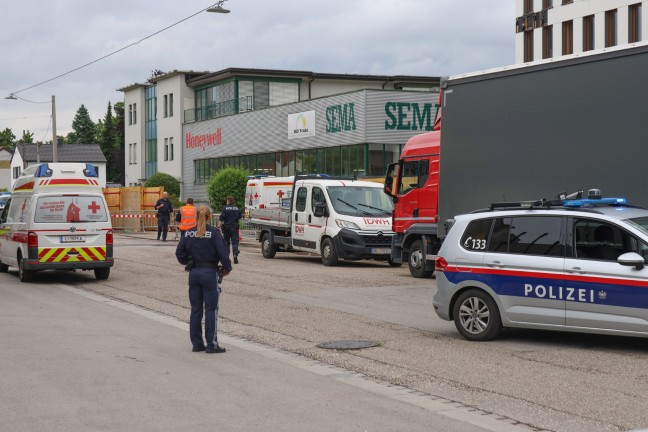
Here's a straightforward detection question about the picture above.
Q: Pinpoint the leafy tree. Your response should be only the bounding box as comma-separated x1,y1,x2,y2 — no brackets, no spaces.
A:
144,172,180,197
21,130,34,143
206,166,251,211
98,102,120,182
0,128,15,150
68,104,97,144
111,102,125,185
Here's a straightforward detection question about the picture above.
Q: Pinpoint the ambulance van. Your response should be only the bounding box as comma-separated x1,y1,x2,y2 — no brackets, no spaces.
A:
0,163,114,282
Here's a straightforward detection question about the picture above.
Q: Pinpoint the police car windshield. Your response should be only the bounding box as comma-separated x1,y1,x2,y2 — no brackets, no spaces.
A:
624,217,648,236
326,186,393,217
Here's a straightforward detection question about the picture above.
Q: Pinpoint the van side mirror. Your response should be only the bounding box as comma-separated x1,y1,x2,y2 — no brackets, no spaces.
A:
313,202,328,218
618,252,645,270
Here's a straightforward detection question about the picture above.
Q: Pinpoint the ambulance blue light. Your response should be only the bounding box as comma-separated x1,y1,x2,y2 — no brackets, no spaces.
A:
563,197,627,207
83,163,98,177
35,163,53,177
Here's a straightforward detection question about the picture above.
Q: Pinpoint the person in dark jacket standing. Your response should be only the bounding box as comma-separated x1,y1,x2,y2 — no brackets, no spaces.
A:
218,195,242,264
176,206,232,354
155,191,173,241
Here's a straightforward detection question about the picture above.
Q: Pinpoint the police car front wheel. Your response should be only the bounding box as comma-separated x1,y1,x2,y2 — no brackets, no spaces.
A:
452,289,502,341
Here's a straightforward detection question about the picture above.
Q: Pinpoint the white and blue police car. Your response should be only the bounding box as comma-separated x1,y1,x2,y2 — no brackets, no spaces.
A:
433,190,648,341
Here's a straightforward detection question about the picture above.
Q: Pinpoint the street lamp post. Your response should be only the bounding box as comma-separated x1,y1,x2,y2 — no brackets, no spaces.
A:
51,95,57,163
4,93,58,163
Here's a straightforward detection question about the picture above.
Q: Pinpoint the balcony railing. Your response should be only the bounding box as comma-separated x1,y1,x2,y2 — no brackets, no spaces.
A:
184,96,253,123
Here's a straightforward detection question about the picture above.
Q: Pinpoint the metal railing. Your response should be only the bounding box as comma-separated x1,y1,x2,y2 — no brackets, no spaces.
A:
184,96,253,123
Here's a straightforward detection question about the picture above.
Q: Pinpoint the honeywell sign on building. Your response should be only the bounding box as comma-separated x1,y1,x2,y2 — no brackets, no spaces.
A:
185,129,222,150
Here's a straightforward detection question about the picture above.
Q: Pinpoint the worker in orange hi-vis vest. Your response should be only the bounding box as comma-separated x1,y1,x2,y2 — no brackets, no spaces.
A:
176,198,197,238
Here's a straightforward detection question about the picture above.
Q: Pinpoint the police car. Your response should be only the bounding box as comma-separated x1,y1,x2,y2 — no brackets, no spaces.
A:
433,190,648,341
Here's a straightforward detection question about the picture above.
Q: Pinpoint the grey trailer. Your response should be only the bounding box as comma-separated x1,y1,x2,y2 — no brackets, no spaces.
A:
438,43,648,237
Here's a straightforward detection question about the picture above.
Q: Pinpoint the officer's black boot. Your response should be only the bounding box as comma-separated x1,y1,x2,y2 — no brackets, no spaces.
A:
234,256,238,264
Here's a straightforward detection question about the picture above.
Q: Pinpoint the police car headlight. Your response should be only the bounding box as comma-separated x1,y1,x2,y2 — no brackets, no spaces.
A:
336,219,360,230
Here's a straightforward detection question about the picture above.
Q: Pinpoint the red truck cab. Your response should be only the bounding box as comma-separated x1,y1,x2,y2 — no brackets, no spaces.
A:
384,130,441,278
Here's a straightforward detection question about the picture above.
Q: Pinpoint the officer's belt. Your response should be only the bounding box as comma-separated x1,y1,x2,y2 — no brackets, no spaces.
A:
194,262,218,268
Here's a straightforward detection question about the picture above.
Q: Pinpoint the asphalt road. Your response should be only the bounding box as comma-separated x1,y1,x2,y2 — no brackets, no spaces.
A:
0,274,509,432
3,231,648,432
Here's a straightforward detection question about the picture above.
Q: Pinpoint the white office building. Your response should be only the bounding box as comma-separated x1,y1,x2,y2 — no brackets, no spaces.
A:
516,0,647,62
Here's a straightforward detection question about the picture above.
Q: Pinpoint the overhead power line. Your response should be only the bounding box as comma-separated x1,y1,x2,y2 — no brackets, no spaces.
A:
9,2,227,96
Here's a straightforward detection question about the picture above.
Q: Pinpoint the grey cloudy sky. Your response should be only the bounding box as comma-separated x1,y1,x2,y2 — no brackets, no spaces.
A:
0,0,514,139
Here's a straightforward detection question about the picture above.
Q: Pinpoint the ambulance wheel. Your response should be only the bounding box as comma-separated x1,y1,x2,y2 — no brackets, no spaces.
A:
408,240,433,278
94,268,110,280
387,257,403,268
261,233,277,259
452,289,502,341
0,261,8,272
321,238,339,266
18,255,34,283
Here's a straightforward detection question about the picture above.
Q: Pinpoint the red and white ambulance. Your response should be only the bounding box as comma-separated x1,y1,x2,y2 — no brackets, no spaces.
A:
0,163,114,282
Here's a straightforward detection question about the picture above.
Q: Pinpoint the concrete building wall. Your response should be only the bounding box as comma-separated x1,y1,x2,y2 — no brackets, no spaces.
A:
124,86,146,186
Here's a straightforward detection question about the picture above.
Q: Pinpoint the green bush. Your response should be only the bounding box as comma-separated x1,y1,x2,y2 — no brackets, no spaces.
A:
206,166,251,211
144,172,180,197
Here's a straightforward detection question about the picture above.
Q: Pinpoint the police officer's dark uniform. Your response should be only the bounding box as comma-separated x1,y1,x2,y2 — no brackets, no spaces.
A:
219,197,242,264
154,194,173,241
176,223,232,353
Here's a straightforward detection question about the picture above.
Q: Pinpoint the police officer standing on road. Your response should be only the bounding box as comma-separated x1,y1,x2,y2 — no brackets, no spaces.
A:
218,195,242,264
176,198,197,238
155,191,173,241
176,206,232,354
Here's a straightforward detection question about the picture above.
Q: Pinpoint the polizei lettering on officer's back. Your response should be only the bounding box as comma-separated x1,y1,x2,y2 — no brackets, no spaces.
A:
185,129,222,151
185,230,213,238
524,284,595,303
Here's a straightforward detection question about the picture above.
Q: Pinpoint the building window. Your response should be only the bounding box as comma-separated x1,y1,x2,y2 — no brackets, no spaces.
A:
524,30,534,62
562,0,573,4
169,93,174,117
543,0,553,9
133,143,137,164
13,166,21,179
583,15,595,51
543,25,553,59
605,9,617,48
128,104,133,125
562,20,574,55
524,0,533,14
163,95,168,118
170,137,174,161
133,103,137,125
128,143,132,164
629,3,642,43
164,138,169,161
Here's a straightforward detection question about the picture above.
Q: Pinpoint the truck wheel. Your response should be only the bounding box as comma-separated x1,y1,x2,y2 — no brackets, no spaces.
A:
94,268,110,280
408,240,433,278
452,289,502,341
321,238,339,266
387,257,403,268
261,233,277,259
18,255,34,283
0,261,8,272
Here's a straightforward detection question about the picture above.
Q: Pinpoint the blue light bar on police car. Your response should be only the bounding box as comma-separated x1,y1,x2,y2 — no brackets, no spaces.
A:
562,197,627,207
83,163,98,177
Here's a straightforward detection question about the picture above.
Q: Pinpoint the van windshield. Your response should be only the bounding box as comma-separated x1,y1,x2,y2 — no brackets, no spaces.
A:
35,196,109,223
326,186,393,217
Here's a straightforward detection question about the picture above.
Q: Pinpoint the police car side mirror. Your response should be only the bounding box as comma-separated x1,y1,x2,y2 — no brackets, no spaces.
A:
313,202,327,218
618,252,645,270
